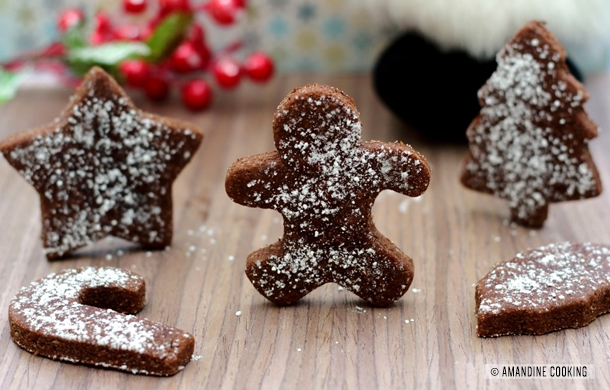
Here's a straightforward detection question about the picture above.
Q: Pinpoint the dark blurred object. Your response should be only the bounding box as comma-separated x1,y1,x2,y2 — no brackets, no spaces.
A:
373,31,583,143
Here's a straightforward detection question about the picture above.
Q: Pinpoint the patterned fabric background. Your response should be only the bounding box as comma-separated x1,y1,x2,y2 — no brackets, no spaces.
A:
0,0,394,72
2,1,608,73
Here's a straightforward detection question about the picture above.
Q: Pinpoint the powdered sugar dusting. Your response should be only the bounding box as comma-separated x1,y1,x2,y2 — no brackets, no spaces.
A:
9,266,192,375
2,70,201,257
268,98,424,222
477,242,610,315
463,23,599,223
228,85,430,305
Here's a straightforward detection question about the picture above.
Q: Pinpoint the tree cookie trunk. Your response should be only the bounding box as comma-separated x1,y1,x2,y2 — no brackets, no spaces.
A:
510,203,548,229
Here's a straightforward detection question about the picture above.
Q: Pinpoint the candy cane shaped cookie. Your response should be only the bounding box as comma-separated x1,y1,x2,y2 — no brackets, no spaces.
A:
9,267,194,375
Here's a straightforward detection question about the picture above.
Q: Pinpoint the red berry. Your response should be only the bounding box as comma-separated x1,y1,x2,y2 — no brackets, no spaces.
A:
181,79,213,110
189,24,206,46
123,0,147,14
187,24,212,69
119,60,150,87
90,12,113,45
94,12,112,34
42,42,67,57
170,41,207,73
144,75,170,101
198,45,212,70
213,57,241,89
89,30,106,45
233,0,247,8
206,0,238,25
244,52,274,82
57,8,83,32
140,20,157,41
114,24,141,41
159,0,191,16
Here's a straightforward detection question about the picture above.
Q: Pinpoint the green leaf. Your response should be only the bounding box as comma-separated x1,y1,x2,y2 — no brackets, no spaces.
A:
0,69,26,105
145,12,193,62
61,18,87,50
67,42,151,77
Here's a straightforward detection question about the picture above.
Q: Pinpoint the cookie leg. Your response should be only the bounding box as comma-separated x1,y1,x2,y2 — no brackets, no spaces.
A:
331,235,414,307
245,242,326,305
510,203,548,228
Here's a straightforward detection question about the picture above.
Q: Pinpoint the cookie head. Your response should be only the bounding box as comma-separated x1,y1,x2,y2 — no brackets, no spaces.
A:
273,84,362,170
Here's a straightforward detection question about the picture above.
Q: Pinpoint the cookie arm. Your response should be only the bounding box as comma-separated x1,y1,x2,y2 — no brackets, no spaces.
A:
225,151,283,209
361,141,431,197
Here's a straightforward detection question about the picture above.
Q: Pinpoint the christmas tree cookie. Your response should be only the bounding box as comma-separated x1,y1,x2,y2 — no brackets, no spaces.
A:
461,21,601,228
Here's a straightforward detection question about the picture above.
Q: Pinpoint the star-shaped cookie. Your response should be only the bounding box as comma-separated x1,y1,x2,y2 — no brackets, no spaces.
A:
0,67,203,259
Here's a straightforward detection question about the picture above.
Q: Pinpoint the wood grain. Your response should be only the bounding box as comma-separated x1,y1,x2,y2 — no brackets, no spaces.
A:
2,74,610,389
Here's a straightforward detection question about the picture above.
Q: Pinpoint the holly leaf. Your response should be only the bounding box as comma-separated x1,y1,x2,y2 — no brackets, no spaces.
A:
67,42,151,76
145,12,193,62
61,18,87,50
0,69,26,105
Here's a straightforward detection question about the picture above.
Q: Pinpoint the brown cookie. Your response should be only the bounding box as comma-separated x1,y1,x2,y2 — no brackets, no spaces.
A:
0,67,203,259
476,242,610,337
225,84,431,306
9,266,195,375
461,21,601,228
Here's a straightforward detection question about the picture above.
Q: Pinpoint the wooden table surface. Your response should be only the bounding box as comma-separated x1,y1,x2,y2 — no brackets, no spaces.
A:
2,73,610,389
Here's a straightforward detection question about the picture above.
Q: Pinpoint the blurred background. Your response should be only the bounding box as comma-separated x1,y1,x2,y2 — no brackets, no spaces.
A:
0,0,393,72
3,0,610,74
2,0,610,142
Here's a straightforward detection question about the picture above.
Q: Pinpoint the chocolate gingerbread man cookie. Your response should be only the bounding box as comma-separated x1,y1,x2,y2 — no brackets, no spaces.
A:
0,67,203,259
461,21,601,228
225,84,430,306
476,242,610,337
